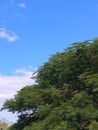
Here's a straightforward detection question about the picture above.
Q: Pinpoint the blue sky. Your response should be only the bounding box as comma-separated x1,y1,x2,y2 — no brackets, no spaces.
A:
0,0,98,122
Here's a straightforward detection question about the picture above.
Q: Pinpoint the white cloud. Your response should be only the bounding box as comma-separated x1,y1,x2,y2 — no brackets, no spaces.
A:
0,28,19,42
0,67,36,122
0,110,18,123
18,2,26,8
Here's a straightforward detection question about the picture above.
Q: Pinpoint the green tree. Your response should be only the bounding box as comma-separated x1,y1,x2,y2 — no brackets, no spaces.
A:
1,39,98,130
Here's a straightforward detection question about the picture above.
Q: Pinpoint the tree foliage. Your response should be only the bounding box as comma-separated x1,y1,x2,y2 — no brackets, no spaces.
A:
1,39,98,130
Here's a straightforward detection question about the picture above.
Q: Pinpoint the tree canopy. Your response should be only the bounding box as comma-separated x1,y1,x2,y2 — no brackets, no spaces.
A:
1,39,98,130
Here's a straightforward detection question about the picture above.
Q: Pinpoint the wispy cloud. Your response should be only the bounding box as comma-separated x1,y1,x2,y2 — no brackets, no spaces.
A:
0,67,35,122
18,2,26,8
0,28,19,42
0,68,35,102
